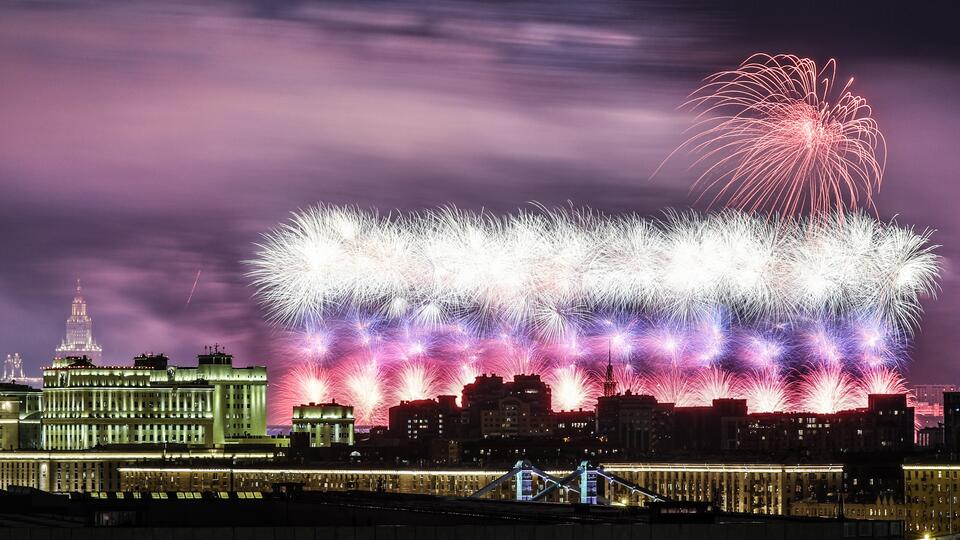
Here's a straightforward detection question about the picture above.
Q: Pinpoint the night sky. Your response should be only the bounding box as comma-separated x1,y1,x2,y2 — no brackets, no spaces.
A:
1,1,957,395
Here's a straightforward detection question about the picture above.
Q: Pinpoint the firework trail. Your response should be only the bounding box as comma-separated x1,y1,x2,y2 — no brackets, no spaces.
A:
184,269,202,308
678,53,886,219
859,365,909,396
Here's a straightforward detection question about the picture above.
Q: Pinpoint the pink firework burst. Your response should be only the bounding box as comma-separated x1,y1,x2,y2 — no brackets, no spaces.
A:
682,53,885,218
741,369,790,413
799,363,865,413
644,368,696,407
340,358,386,425
549,364,593,411
490,342,550,377
614,363,644,395
859,365,909,396
394,361,440,402
274,360,330,422
693,366,740,405
445,360,483,405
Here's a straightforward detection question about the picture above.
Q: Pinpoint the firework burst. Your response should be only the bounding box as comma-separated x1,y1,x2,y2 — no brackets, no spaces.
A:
549,364,593,411
693,367,740,405
249,206,937,333
681,53,885,218
741,369,791,413
799,363,864,413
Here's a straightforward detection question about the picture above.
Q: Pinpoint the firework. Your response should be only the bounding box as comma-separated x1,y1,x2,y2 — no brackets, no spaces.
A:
741,369,791,413
252,205,938,423
275,360,330,418
680,53,885,218
798,363,864,414
859,365,909,396
693,367,740,405
394,361,440,402
644,368,696,407
549,364,593,411
340,358,385,424
249,206,937,333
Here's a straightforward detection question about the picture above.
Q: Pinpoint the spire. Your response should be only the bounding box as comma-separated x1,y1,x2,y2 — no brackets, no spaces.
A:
603,339,617,397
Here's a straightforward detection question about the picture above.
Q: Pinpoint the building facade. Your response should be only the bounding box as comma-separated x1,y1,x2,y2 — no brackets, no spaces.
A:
292,402,355,447
165,348,268,441
388,396,461,440
0,449,276,492
118,462,843,515
41,357,215,449
0,382,42,449
40,349,267,450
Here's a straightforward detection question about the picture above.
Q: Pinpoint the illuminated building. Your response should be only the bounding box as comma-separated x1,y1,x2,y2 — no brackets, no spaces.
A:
2,353,24,381
117,462,843,515
54,281,102,364
40,348,267,450
291,402,354,447
0,382,43,449
161,347,268,441
41,356,215,449
0,449,275,492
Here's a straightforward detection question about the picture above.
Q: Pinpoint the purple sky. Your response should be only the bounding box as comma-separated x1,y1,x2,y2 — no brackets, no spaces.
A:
0,1,957,389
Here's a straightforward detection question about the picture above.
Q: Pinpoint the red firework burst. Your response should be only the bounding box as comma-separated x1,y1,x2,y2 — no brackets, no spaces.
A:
682,53,885,218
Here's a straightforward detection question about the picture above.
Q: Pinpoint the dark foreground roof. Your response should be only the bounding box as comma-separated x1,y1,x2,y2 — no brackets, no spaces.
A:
0,487,903,539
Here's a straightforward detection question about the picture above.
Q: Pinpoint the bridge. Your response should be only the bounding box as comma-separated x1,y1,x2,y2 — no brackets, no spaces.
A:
470,460,668,505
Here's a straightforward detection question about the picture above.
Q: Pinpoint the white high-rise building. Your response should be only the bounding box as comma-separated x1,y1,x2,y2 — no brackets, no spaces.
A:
54,280,102,364
2,353,24,381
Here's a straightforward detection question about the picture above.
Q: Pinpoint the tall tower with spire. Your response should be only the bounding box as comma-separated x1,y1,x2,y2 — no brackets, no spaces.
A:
54,280,102,365
602,342,617,397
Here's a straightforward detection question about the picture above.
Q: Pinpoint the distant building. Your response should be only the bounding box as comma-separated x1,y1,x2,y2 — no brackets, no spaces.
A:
2,353,24,381
292,402,355,447
596,392,671,456
461,374,552,439
54,281,102,364
917,424,944,449
555,409,595,439
729,394,914,456
914,384,957,428
601,353,616,398
944,391,960,453
388,395,461,440
914,384,958,406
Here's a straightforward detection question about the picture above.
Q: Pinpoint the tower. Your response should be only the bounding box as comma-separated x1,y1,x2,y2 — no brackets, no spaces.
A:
54,280,102,364
603,343,617,397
